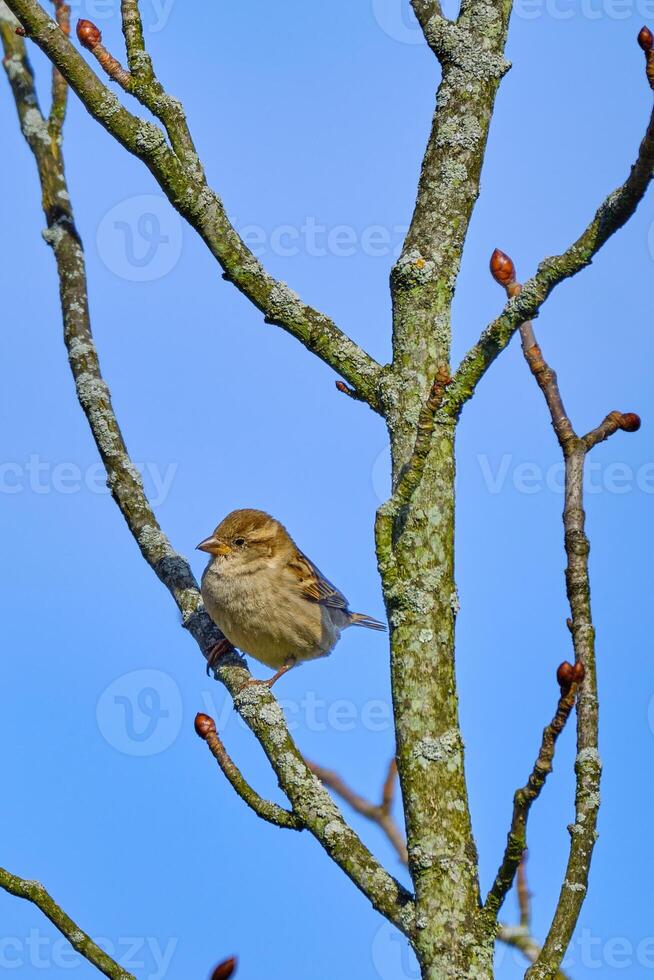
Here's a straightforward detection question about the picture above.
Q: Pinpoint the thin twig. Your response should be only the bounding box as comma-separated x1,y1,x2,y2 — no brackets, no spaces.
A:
0,868,135,980
497,852,570,979
484,671,582,918
488,250,639,978
308,759,409,864
517,851,531,929
119,0,152,78
77,20,132,91
583,410,641,450
381,758,398,813
497,925,570,980
76,13,196,163
48,0,68,134
195,714,302,831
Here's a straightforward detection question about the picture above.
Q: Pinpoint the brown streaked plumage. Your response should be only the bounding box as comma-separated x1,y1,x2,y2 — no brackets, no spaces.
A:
197,509,386,686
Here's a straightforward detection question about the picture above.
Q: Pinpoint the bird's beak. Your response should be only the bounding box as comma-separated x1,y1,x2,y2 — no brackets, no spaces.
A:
196,535,232,556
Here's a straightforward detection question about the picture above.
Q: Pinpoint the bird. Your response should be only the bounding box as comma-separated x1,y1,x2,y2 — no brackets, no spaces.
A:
196,509,386,687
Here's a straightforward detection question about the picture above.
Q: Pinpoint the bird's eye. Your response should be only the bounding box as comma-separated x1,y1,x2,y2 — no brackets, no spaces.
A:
233,537,246,547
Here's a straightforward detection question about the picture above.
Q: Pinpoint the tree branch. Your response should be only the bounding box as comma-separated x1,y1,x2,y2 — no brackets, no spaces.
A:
387,366,452,509
498,926,570,980
75,14,197,163
488,251,641,979
0,10,413,936
516,851,531,929
0,868,136,980
48,0,67,133
194,713,303,831
496,855,570,980
380,2,514,966
484,666,583,919
119,0,151,78
411,0,444,30
3,0,383,409
446,48,654,417
410,0,447,55
308,757,409,864
309,755,571,976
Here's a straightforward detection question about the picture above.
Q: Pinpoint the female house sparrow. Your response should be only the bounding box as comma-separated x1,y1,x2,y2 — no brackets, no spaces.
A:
197,509,386,686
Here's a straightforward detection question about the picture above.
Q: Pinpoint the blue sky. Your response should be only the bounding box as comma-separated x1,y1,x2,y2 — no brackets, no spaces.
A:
1,2,653,978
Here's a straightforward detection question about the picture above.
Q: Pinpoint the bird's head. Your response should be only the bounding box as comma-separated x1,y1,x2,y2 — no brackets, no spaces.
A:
196,509,289,568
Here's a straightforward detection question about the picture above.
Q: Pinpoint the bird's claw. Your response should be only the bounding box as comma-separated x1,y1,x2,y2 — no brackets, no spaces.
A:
244,660,296,690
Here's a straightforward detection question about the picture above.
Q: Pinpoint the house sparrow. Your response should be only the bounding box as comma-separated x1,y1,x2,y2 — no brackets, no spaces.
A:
197,509,386,687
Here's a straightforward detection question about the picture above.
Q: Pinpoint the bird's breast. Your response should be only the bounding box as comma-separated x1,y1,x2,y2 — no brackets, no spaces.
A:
201,563,340,669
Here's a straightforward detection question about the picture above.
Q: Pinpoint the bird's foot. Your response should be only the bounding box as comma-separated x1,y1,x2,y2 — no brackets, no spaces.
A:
245,660,296,690
205,637,235,676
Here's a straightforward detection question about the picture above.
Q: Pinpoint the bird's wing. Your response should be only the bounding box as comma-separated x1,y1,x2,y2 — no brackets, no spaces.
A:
287,549,350,611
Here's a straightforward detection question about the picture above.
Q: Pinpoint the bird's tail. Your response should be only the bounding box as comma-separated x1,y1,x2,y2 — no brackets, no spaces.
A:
349,612,387,632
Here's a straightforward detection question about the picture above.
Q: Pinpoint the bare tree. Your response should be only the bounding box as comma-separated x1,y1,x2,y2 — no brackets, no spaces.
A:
1,2,652,978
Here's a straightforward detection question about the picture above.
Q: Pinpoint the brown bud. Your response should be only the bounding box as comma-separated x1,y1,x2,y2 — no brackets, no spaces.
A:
489,248,516,289
566,617,574,633
76,18,101,49
335,381,350,394
211,957,237,980
194,712,216,740
638,25,653,51
619,412,641,433
15,24,26,35
557,661,575,690
572,662,586,684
